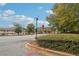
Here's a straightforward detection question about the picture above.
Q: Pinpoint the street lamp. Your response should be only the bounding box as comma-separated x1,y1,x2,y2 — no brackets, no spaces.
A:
36,17,38,40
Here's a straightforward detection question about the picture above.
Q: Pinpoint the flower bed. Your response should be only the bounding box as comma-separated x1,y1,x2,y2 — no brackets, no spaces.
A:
37,34,79,55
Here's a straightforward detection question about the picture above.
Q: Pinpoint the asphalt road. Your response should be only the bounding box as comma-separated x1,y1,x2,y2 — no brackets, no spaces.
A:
0,34,46,56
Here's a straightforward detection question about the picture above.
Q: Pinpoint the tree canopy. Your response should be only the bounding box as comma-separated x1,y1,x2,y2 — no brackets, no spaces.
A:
27,23,35,34
47,4,79,33
14,23,22,35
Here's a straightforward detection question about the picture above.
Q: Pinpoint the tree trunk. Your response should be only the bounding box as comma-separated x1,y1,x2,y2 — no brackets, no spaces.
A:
18,33,19,36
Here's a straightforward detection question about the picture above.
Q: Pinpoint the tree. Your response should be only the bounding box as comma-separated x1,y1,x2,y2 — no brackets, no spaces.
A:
27,23,35,34
14,23,22,35
47,4,79,33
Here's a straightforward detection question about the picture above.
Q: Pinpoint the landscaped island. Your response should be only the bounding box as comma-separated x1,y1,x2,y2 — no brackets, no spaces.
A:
37,34,79,55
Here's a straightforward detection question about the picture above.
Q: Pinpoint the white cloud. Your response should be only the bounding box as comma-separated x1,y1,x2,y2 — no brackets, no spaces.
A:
8,24,14,28
0,10,2,13
38,20,44,24
45,21,49,25
26,17,34,20
13,15,26,21
0,10,34,24
38,6,43,10
38,20,49,27
2,9,15,17
26,17,34,24
12,15,34,24
45,10,54,14
0,9,50,28
0,9,15,21
0,3,7,6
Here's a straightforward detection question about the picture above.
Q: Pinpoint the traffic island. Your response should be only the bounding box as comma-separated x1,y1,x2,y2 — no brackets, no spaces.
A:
24,41,75,56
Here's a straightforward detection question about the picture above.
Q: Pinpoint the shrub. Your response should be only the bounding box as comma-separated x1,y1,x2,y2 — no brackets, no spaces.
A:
37,34,79,55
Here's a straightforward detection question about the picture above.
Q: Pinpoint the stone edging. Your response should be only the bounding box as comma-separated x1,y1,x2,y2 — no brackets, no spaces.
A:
25,43,75,56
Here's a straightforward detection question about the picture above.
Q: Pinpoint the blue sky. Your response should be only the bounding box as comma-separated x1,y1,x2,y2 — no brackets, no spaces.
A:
0,3,54,28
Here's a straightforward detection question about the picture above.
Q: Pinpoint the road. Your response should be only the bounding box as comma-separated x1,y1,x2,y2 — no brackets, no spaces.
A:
0,34,46,56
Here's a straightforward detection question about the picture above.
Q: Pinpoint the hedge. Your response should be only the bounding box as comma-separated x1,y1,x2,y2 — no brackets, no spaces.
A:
37,34,79,55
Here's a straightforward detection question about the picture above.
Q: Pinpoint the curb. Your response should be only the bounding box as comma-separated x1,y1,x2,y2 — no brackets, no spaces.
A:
25,42,75,56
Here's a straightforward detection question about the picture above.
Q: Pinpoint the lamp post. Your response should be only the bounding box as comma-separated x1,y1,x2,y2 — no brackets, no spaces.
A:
36,17,38,40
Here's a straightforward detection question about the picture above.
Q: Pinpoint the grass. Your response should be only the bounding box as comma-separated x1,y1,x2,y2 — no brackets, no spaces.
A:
37,34,79,42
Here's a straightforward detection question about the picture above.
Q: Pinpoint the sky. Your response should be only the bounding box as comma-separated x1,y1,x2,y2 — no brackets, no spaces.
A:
0,3,54,28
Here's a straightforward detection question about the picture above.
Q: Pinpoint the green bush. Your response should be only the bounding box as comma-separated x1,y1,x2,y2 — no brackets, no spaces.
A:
37,34,79,55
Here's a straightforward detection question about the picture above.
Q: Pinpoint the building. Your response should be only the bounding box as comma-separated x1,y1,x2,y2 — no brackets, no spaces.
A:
0,27,26,36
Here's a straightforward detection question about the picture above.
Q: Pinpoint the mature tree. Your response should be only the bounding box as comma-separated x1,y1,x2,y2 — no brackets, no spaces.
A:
27,23,35,34
14,23,22,35
47,3,79,33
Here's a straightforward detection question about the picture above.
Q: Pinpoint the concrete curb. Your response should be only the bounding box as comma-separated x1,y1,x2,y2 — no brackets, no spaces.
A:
25,42,75,56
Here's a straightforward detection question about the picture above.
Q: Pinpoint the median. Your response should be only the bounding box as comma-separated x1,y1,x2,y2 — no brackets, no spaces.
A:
37,34,79,55
25,39,74,56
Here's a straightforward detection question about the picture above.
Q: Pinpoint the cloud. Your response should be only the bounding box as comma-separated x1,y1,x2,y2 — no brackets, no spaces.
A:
12,15,34,24
0,9,49,28
7,24,14,28
38,20,49,25
26,17,34,24
45,10,54,14
0,3,7,6
0,9,16,21
2,9,15,17
13,15,26,22
38,6,43,10
0,10,2,13
0,9,34,24
38,20,49,27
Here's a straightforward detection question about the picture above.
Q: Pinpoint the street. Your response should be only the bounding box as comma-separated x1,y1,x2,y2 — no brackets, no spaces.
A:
0,34,45,56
